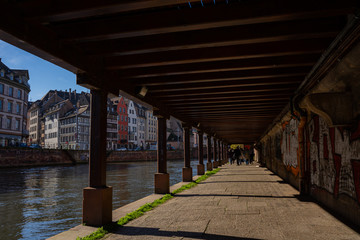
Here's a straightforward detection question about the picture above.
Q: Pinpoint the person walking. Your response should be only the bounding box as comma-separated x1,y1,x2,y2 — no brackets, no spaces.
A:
234,146,241,165
228,148,234,165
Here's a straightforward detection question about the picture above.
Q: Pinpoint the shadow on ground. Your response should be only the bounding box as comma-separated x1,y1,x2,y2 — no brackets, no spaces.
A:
110,226,262,240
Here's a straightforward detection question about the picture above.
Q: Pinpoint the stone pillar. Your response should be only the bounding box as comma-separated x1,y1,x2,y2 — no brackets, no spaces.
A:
183,125,192,182
155,117,169,194
206,135,213,171
197,131,205,175
83,89,112,226
218,140,222,166
213,138,218,168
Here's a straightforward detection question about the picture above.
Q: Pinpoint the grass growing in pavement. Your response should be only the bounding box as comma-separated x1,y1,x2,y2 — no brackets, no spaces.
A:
76,168,220,240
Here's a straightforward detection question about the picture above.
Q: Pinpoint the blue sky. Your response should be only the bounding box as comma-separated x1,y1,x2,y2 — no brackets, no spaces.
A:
0,40,89,102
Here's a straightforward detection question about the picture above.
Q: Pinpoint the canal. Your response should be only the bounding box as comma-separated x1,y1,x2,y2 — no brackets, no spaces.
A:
0,159,200,240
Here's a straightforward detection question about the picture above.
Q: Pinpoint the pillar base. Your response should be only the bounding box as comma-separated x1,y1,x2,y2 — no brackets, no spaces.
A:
83,186,112,226
197,164,205,175
213,161,218,168
182,167,193,182
154,173,170,194
207,162,213,171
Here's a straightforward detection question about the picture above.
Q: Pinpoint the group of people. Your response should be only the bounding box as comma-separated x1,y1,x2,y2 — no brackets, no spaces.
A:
228,146,254,165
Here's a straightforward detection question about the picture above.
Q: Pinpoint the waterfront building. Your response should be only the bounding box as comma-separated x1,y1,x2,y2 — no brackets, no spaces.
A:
127,100,138,149
29,89,90,148
112,96,128,148
59,104,90,150
0,59,30,146
134,102,146,149
106,99,118,150
166,116,183,150
43,99,73,149
145,109,157,149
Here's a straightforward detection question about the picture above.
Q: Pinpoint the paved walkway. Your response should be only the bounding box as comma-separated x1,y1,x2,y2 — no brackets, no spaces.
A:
105,164,360,240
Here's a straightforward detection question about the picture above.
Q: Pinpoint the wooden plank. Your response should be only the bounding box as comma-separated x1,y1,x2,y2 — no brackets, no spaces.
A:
133,67,308,86
104,38,331,68
114,54,319,76
49,1,353,41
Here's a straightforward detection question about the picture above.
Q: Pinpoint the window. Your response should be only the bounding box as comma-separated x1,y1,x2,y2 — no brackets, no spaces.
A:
0,99,2,111
17,89,21,99
0,71,4,77
15,119,20,130
9,87,13,97
119,107,122,113
9,74,13,80
6,118,11,129
7,102,12,113
123,108,126,113
0,84,3,94
0,116,2,128
16,103,21,114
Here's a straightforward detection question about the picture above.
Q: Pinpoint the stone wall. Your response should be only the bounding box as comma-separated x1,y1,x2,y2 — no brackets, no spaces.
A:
259,114,360,227
0,148,198,168
0,149,74,167
258,40,360,228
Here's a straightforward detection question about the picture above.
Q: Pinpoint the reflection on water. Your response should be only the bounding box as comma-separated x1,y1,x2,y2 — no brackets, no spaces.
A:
0,160,199,240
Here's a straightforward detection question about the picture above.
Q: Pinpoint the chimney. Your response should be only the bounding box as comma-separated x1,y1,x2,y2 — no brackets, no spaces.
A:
74,89,76,100
69,88,71,101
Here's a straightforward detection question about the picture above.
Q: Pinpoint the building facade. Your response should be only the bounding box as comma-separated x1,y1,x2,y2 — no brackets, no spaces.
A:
134,103,146,149
0,59,30,146
127,100,137,148
112,96,128,148
59,104,90,150
145,109,157,149
43,99,73,149
106,99,118,150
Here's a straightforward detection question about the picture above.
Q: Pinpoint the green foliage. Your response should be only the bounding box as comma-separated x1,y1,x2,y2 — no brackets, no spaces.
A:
76,227,107,240
77,168,220,240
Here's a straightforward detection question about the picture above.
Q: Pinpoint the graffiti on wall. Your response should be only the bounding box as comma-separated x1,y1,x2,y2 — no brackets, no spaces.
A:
309,115,360,203
281,118,300,176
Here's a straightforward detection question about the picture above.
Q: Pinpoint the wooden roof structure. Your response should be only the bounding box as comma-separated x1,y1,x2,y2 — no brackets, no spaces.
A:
1,0,359,143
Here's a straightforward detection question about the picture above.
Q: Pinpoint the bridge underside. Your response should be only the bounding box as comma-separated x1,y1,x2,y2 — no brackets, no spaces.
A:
1,0,359,143
1,0,360,231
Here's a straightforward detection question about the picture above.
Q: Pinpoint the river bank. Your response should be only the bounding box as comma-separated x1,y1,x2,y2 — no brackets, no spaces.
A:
0,148,200,168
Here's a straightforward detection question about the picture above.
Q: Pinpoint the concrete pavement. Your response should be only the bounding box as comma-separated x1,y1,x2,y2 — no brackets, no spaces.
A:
105,163,360,240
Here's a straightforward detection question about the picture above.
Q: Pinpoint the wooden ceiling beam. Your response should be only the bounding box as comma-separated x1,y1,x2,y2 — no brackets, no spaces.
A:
105,38,331,68
171,101,287,110
132,67,308,86
49,1,353,41
167,97,291,106
157,91,292,102
112,54,319,76
148,78,303,93
177,106,284,114
77,18,341,55
149,84,299,98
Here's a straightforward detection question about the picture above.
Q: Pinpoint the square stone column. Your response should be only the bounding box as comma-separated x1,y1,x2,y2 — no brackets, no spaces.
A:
207,135,213,171
183,125,192,182
197,131,205,175
154,116,170,194
82,88,112,226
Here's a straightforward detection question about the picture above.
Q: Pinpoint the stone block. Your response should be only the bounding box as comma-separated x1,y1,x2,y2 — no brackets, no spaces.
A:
154,173,170,194
197,164,205,175
207,162,213,171
182,167,193,182
83,186,112,226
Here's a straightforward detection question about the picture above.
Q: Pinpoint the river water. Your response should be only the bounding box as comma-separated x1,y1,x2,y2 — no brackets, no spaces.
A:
0,159,199,240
